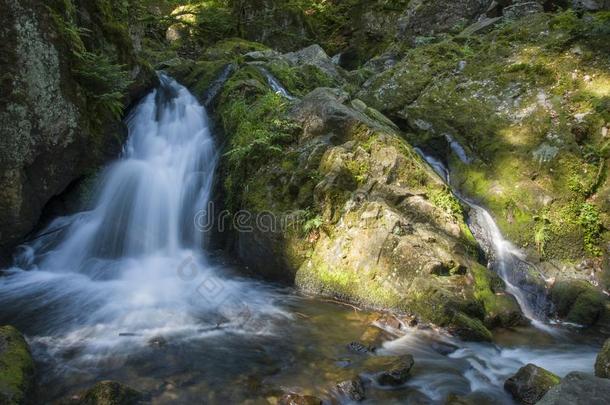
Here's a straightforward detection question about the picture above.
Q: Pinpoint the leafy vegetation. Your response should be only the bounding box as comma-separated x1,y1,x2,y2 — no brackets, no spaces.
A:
48,1,134,130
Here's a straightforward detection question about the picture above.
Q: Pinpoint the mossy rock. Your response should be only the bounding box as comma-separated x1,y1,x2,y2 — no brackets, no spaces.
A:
471,264,528,328
595,338,610,379
77,381,143,405
504,363,560,405
550,280,607,326
0,326,34,405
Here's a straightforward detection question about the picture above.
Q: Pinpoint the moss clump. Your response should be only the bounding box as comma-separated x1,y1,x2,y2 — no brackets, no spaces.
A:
265,61,336,97
219,85,299,211
79,380,142,405
550,280,606,326
471,264,526,328
0,326,35,405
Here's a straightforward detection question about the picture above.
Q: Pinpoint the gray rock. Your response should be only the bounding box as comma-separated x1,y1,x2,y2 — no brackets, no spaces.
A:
282,45,342,81
503,2,544,19
537,372,610,405
504,363,560,405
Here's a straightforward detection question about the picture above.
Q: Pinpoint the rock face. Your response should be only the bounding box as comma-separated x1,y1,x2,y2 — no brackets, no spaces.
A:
595,338,610,378
537,372,610,405
396,0,489,40
0,0,155,260
504,364,560,405
358,11,610,306
0,325,35,405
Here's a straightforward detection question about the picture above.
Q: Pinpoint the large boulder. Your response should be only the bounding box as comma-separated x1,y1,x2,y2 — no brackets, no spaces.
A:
180,49,516,340
0,0,155,260
537,372,610,404
595,338,610,378
0,325,35,405
504,363,560,405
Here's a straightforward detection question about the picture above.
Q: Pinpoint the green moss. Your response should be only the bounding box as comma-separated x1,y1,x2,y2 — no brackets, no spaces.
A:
296,259,404,310
551,280,606,326
0,326,34,405
471,264,525,328
265,61,336,96
80,381,142,405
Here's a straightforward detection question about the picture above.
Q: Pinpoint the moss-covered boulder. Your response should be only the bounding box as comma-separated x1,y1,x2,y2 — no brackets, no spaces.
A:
504,363,561,405
161,46,533,340
0,326,34,405
550,280,606,326
0,0,155,259
595,338,610,378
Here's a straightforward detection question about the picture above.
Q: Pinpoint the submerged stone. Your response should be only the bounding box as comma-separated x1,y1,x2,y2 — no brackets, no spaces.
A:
279,393,323,405
376,355,415,386
336,377,365,401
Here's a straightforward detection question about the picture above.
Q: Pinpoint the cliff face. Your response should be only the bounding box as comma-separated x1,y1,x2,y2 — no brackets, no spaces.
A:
0,0,156,259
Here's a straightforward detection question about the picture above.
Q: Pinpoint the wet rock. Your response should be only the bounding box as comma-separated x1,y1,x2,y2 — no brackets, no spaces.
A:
377,355,415,386
504,363,560,405
336,377,365,401
74,381,143,405
595,338,610,378
347,341,373,354
0,325,35,405
537,371,610,405
278,393,322,405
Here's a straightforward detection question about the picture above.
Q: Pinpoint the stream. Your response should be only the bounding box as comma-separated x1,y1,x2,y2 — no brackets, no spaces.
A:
0,74,604,404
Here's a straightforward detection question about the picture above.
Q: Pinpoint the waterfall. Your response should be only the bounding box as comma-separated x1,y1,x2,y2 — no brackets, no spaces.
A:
414,148,552,330
257,67,296,100
0,74,284,355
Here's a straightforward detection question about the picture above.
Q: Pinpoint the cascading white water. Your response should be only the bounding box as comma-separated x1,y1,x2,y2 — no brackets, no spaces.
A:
414,148,551,329
0,74,285,358
258,67,296,100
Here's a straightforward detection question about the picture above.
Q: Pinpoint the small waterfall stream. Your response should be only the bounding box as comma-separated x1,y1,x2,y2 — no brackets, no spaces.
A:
414,147,552,329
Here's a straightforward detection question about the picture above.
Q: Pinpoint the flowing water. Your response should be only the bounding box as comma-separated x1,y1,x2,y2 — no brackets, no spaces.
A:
0,75,603,404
